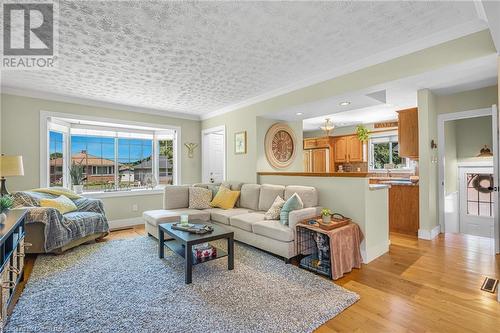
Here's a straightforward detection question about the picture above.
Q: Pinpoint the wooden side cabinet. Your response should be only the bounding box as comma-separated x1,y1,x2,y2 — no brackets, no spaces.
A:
397,108,419,159
0,209,27,328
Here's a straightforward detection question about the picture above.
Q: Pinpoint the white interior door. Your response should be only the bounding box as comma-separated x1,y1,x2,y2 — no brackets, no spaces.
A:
492,104,499,253
202,127,225,183
459,167,494,238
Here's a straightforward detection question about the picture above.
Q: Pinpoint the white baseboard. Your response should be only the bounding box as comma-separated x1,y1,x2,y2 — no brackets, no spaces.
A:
418,225,441,240
108,217,143,230
361,241,389,264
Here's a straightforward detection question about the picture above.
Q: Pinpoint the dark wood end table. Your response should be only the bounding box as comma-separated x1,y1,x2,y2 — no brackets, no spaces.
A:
158,221,234,284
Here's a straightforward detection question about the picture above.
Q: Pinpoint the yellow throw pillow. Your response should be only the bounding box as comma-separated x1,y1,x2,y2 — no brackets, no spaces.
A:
31,187,82,199
40,195,78,214
210,186,240,210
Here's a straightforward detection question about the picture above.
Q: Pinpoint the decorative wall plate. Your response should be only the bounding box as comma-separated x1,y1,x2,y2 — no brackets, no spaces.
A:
264,123,297,169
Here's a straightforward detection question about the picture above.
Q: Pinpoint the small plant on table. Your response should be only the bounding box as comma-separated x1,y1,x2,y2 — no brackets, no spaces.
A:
321,208,332,223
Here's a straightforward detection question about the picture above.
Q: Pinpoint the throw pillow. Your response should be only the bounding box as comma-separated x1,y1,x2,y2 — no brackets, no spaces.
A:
189,187,212,209
264,195,285,220
210,186,240,210
279,193,304,225
207,184,222,198
40,195,78,214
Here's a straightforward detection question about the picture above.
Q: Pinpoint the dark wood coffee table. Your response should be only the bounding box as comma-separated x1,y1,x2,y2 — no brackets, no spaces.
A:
158,221,234,284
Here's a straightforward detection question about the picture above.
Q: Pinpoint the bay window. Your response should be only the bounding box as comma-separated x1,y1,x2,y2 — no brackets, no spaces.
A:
43,113,179,194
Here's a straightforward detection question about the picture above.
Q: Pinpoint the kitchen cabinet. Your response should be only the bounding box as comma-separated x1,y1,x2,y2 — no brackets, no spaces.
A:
347,136,363,162
389,184,419,235
397,108,419,159
303,137,334,172
312,148,329,172
304,150,312,172
333,135,363,163
333,137,347,162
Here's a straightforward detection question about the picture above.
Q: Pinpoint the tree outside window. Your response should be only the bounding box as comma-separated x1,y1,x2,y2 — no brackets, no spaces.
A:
370,135,409,170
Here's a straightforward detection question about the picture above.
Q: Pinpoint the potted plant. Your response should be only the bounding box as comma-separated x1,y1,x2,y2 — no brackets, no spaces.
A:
69,163,85,194
356,124,369,142
0,195,13,223
321,208,332,223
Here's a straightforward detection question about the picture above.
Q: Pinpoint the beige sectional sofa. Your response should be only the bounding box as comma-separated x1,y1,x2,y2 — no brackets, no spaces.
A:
143,182,322,259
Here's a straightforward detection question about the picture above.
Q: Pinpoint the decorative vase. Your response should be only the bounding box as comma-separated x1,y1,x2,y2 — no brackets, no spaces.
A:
0,212,6,224
322,215,331,223
73,185,84,194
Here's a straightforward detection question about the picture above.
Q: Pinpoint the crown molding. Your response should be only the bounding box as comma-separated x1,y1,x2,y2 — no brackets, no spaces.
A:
0,86,201,121
201,22,488,121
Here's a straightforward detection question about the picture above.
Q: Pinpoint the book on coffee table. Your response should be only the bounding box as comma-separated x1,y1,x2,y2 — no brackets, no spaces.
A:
192,243,217,261
171,223,214,234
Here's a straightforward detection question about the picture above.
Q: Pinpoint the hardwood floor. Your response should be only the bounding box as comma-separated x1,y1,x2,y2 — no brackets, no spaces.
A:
16,227,500,332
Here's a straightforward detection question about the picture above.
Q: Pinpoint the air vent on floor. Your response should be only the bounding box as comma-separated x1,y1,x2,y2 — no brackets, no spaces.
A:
481,277,499,293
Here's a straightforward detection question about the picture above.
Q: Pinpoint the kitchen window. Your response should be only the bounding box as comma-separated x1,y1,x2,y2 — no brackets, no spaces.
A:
368,133,411,171
43,113,179,194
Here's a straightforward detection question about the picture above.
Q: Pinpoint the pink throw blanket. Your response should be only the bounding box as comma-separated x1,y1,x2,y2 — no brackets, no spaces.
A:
297,222,364,280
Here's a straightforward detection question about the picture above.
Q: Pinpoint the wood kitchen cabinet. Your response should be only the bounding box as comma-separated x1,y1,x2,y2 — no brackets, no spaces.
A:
312,148,329,172
347,136,363,162
333,137,347,162
397,108,419,159
304,150,312,172
333,135,363,163
303,137,334,172
389,184,419,236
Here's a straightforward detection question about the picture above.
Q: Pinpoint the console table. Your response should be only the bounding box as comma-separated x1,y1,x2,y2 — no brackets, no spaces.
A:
0,209,27,328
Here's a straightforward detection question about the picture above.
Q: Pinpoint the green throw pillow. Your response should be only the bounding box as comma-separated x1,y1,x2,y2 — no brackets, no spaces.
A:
279,193,304,225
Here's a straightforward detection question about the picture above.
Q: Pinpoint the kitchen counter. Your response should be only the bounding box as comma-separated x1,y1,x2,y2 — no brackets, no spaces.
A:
379,180,419,186
369,184,391,191
257,171,369,178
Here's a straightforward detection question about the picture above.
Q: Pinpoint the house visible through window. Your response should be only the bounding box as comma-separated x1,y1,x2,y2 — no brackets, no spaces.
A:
45,117,178,192
369,133,410,170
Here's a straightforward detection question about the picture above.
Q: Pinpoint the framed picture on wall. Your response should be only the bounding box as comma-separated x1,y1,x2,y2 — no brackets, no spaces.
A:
234,131,247,154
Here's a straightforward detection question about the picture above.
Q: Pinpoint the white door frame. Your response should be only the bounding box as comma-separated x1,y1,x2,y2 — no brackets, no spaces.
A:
201,125,226,183
437,107,492,235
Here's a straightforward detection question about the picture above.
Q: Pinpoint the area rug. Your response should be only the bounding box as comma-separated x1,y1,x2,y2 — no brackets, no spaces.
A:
7,237,359,333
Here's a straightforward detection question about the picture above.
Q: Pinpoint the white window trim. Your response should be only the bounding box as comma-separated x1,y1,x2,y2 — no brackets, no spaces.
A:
40,110,181,195
368,130,413,173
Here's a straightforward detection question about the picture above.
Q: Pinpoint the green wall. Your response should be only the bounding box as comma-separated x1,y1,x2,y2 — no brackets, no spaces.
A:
455,116,492,160
444,121,458,194
0,93,202,221
419,85,498,234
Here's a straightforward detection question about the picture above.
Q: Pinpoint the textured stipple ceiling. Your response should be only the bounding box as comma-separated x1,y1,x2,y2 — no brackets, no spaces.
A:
2,1,485,116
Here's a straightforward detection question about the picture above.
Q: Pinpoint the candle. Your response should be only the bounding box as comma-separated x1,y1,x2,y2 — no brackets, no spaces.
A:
180,214,189,225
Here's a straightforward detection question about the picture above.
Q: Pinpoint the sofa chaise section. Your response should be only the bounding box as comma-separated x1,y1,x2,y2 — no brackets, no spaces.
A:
143,182,321,259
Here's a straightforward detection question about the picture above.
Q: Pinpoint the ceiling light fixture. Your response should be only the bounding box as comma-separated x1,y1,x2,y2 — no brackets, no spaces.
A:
339,101,351,106
296,112,303,116
320,118,335,137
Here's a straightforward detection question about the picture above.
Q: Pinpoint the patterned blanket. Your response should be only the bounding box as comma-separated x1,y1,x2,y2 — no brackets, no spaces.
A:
12,191,109,252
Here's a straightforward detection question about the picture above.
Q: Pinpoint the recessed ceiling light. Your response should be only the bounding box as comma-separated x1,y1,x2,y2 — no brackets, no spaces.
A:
339,101,351,106
296,112,303,116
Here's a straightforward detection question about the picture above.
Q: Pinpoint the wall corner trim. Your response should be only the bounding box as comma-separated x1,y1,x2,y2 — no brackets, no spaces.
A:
361,242,389,264
418,225,441,240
